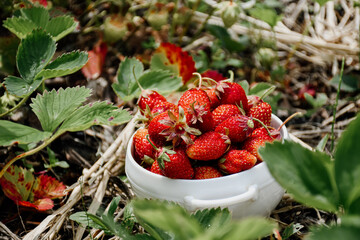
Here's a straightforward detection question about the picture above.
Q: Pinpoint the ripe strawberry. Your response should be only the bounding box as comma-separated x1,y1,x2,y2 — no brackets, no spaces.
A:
138,90,167,114
212,104,242,128
148,109,200,147
149,160,163,176
218,150,257,174
242,135,274,162
249,102,272,129
217,82,249,112
157,147,194,179
247,95,262,110
186,131,230,161
215,115,254,143
178,88,211,125
151,101,178,116
252,127,280,140
194,166,223,179
205,88,220,110
133,128,156,163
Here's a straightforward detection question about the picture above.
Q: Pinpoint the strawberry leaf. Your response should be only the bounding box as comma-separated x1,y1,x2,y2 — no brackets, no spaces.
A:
150,42,196,85
0,165,34,203
130,70,182,95
30,87,92,132
16,29,56,82
307,223,360,240
249,82,275,97
19,6,49,29
4,75,43,97
3,17,37,39
0,120,51,146
334,114,360,213
57,101,132,134
36,51,88,80
30,175,66,200
112,57,144,102
260,140,338,212
0,165,66,211
222,217,277,240
45,15,78,41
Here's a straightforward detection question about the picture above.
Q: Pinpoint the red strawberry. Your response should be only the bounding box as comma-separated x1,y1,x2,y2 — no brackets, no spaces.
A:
151,101,179,116
217,82,249,112
201,70,226,83
138,90,167,114
178,88,211,125
205,88,220,110
215,115,254,143
148,109,200,147
249,102,272,128
212,104,242,128
186,131,230,161
194,166,223,179
247,95,263,110
150,160,163,176
252,127,280,140
133,128,156,164
157,147,194,179
242,135,274,162
218,150,257,174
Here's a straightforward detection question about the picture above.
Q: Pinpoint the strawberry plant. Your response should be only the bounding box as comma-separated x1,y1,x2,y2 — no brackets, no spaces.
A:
0,86,132,178
0,6,86,116
70,198,278,240
260,113,360,238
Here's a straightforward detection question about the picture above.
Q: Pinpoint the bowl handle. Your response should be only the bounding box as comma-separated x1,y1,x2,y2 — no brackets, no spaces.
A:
183,184,259,211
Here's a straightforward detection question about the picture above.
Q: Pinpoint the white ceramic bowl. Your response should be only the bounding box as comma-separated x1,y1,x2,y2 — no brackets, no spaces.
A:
125,114,289,218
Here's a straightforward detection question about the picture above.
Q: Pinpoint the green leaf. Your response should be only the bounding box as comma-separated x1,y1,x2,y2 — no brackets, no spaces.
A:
260,141,338,212
69,212,109,232
249,8,282,28
282,223,304,239
330,74,360,92
306,224,360,240
17,29,56,82
316,134,329,152
112,58,144,102
223,217,277,240
206,24,248,52
334,114,360,213
30,87,92,132
106,196,121,217
132,199,202,240
58,102,132,134
130,70,182,95
249,82,275,97
45,15,77,41
20,7,49,29
304,93,328,108
4,75,43,97
37,51,88,79
0,120,51,146
3,17,38,39
192,208,231,230
238,80,249,95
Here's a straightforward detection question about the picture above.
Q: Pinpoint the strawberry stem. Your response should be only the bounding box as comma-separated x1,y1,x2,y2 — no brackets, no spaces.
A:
145,134,159,151
277,112,302,131
252,117,274,139
193,72,203,89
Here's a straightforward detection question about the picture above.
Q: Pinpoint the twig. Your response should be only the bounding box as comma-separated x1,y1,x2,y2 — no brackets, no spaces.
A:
0,221,21,240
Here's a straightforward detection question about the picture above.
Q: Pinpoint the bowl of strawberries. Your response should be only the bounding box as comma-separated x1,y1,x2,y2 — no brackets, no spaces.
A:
125,76,289,218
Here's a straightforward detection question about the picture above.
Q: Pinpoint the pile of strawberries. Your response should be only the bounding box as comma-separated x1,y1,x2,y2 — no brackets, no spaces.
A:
132,73,282,180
